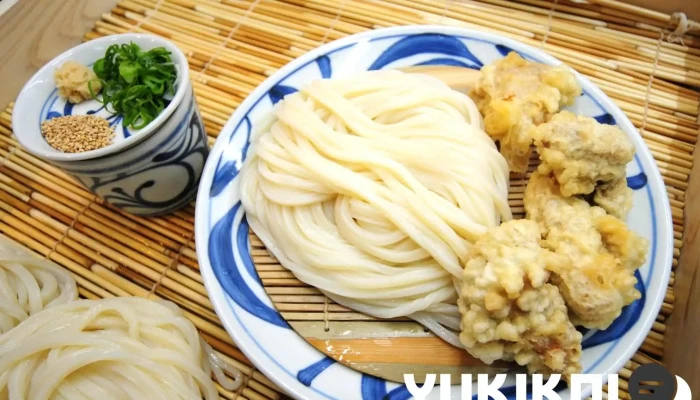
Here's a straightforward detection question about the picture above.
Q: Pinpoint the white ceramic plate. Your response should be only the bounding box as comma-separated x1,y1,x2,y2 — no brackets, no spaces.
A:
194,26,673,400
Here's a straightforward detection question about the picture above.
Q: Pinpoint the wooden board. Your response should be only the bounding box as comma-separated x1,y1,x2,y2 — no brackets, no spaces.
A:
0,0,120,108
251,231,511,384
665,134,700,395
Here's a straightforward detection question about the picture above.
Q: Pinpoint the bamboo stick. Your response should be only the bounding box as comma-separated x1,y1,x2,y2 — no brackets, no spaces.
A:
591,26,700,57
0,211,129,297
116,267,219,321
0,152,204,255
34,198,177,265
589,75,699,109
463,0,607,28
296,2,700,78
473,4,700,71
28,188,195,261
187,1,346,46
586,0,672,24
515,0,607,19
23,199,214,310
385,0,700,66
113,0,335,58
96,15,279,73
0,155,95,206
78,286,102,300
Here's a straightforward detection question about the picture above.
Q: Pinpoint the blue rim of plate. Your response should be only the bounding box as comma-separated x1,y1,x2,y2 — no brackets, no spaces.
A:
195,26,673,400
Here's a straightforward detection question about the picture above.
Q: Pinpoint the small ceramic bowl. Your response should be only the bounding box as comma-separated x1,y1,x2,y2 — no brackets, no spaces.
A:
13,33,207,216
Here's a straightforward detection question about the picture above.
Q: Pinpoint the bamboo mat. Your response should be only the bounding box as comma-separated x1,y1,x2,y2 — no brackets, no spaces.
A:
0,0,697,398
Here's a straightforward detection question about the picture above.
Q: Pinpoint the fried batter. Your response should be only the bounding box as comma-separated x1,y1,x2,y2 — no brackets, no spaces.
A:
524,172,648,330
531,111,635,197
594,178,633,220
470,52,581,172
458,220,582,376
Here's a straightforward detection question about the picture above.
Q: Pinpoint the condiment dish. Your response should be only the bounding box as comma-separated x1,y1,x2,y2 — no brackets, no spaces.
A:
13,33,189,162
12,34,207,216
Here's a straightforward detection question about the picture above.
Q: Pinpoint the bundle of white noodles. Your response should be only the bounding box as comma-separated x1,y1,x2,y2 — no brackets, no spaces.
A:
0,236,242,400
0,236,78,333
0,297,242,400
240,70,511,346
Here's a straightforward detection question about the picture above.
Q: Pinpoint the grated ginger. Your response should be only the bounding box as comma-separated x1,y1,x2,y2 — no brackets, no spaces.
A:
54,61,102,104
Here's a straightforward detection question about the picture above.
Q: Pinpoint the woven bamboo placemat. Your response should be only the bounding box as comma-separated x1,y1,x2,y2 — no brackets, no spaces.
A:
1,0,697,398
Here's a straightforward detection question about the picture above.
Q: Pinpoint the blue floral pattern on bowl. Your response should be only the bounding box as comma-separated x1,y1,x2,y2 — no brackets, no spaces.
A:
195,27,673,400
53,86,208,216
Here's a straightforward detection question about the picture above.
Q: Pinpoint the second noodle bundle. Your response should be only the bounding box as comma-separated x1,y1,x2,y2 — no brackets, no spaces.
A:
0,297,241,400
0,236,242,400
0,238,77,334
240,70,511,346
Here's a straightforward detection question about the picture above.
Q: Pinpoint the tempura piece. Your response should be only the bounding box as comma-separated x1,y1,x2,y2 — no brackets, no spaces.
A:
594,178,633,220
531,111,635,197
458,220,582,376
471,52,581,172
54,60,102,104
524,172,648,330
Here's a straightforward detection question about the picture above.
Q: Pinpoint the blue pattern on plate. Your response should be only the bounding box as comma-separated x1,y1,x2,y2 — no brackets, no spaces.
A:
594,113,616,125
237,217,258,278
384,386,413,400
202,29,666,400
496,44,517,58
211,117,252,197
269,85,298,105
269,57,332,106
369,34,483,70
415,57,477,68
209,203,290,329
361,375,412,400
317,55,332,78
627,173,648,190
580,270,646,349
297,357,336,386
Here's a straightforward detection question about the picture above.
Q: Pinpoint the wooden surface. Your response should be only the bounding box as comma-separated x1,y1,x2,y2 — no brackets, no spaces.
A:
666,150,700,393
0,0,119,107
612,16,700,397
251,230,507,384
627,0,700,21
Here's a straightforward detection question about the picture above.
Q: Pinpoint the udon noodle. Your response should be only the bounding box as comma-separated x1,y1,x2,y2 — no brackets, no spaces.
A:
0,297,242,400
240,70,511,346
0,237,78,334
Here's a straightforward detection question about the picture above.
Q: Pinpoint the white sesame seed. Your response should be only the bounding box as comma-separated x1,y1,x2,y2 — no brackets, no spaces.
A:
41,115,115,153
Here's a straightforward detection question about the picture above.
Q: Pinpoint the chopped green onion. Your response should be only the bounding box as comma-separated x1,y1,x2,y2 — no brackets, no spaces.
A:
92,42,177,130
